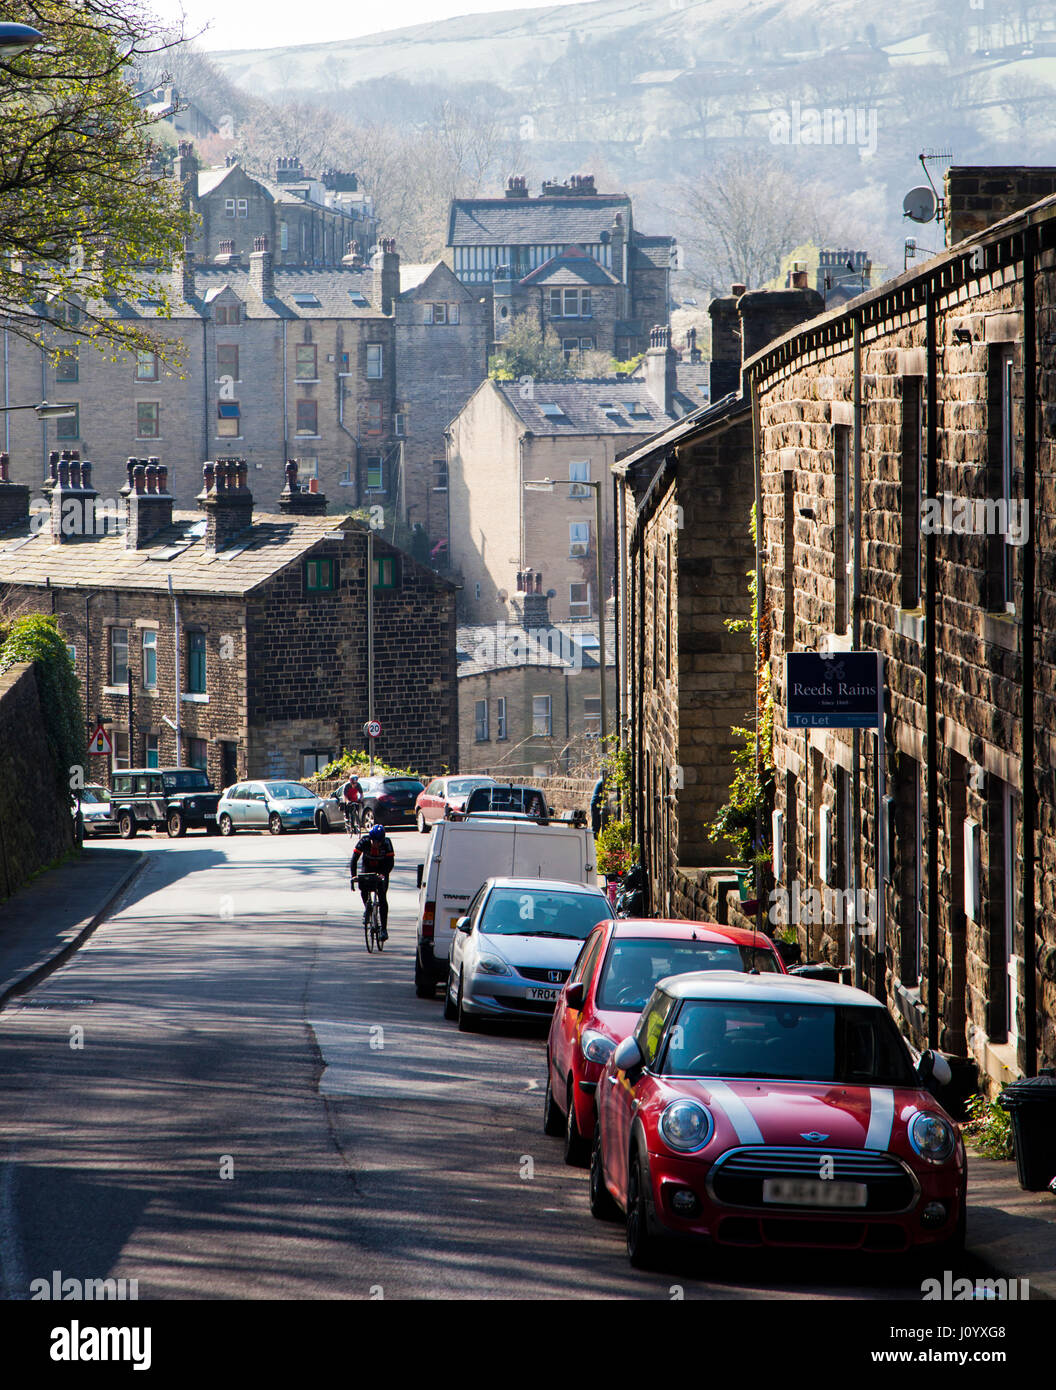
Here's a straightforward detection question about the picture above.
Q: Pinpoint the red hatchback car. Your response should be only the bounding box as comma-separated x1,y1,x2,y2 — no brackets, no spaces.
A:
544,920,786,1166
591,971,965,1270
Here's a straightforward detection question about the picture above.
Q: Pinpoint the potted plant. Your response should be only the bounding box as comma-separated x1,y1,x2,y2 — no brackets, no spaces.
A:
596,817,636,906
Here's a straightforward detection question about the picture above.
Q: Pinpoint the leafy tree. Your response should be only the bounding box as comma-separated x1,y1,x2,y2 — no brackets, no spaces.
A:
0,0,198,358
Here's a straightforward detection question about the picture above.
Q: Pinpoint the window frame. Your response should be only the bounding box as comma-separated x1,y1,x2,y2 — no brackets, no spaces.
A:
532,694,552,737
186,631,207,695
110,627,129,688
366,343,383,379
55,347,79,383
55,403,79,440
134,350,159,383
295,343,318,381
496,695,507,741
136,401,160,439
569,520,590,557
474,699,489,742
305,556,336,593
295,398,318,436
142,629,157,690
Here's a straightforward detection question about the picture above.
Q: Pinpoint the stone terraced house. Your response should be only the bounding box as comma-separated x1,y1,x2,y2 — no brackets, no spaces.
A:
0,456,457,788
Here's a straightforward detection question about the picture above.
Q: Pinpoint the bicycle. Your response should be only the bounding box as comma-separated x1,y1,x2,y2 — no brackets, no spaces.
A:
343,801,361,837
355,872,386,952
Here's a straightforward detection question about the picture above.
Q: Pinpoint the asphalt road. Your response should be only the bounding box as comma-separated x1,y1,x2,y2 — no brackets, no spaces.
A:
0,829,950,1301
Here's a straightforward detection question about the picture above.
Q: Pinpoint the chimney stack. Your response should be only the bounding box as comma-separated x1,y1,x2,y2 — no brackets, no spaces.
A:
372,237,399,316
277,459,328,515
504,176,529,198
249,235,274,299
519,574,550,629
341,239,364,268
275,155,305,185
610,212,626,284
737,286,825,386
644,324,678,416
214,239,241,267
708,290,743,400
125,455,174,549
0,452,30,533
49,449,100,544
198,457,254,553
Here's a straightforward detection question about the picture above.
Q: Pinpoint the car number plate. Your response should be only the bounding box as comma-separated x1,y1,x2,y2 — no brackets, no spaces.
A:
528,988,558,1001
762,1179,866,1208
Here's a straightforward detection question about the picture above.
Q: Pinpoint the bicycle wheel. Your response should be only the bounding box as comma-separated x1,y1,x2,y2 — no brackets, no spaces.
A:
364,895,374,952
374,901,384,952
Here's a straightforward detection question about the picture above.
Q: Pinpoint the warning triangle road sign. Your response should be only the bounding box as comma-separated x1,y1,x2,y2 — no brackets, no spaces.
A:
89,723,113,756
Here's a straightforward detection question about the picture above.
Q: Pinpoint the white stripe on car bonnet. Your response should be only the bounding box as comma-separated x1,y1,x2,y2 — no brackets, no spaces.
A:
865,1088,895,1149
706,1079,764,1144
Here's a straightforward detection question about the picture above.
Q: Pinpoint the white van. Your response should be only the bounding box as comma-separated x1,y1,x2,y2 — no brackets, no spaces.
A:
414,816,597,997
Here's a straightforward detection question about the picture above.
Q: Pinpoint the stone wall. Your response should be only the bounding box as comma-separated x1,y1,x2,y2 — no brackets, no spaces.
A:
752,210,1056,1085
0,663,75,903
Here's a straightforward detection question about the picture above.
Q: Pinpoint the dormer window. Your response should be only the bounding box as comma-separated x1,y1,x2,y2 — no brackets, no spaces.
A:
214,303,241,325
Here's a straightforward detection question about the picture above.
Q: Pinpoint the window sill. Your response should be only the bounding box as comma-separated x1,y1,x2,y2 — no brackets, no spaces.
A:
102,685,129,696
295,434,321,440
140,687,159,697
295,378,320,384
181,693,209,704
215,436,243,442
983,610,1019,651
894,608,924,643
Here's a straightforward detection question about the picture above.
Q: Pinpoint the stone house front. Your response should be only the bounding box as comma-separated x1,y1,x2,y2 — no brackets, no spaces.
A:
0,456,457,788
746,170,1056,1086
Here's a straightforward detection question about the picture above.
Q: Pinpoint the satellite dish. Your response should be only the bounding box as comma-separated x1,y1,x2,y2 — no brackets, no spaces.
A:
903,186,938,224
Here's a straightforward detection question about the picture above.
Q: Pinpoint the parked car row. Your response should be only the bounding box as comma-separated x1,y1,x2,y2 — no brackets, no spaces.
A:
410,805,967,1275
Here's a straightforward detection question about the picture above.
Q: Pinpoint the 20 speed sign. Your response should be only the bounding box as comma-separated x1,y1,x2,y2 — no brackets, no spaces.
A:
364,720,382,739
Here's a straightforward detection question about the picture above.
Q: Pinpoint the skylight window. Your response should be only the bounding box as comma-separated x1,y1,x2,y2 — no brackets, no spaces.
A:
623,400,650,417
348,290,369,306
292,293,321,307
540,402,568,419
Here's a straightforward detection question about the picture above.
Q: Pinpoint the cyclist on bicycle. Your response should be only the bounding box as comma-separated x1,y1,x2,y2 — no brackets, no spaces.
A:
350,823,394,941
340,774,362,834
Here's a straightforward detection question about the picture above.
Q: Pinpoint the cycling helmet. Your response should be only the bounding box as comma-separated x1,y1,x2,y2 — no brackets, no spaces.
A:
369,823,386,840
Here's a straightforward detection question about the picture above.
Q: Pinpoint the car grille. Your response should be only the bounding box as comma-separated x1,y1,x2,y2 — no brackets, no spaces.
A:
517,967,569,984
714,1216,909,1252
708,1146,917,1214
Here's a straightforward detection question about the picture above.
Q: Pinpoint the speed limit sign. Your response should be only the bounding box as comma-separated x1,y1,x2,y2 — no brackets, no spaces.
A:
364,720,382,739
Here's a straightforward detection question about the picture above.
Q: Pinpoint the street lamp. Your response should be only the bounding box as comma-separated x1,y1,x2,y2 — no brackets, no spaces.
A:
523,476,608,749
0,23,44,57
0,401,78,418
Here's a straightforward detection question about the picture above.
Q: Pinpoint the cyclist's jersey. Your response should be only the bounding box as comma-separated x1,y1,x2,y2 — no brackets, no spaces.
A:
351,835,394,876
342,781,362,803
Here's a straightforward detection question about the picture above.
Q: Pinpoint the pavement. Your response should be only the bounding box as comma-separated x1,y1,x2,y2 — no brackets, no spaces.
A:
0,838,1053,1300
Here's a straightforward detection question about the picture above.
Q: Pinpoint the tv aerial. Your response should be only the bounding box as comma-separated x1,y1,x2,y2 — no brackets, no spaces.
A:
903,150,950,227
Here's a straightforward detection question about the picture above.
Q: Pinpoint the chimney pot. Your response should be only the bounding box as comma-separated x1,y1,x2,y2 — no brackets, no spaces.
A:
202,461,215,493
81,461,92,489
0,453,7,484
133,464,145,494
731,282,747,297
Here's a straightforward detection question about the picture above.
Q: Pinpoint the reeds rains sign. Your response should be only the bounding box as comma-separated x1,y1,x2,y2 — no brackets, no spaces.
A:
786,652,883,729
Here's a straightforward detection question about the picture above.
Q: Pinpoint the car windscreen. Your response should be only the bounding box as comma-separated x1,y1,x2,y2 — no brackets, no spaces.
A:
466,787,545,814
162,772,212,792
265,783,315,800
596,939,780,1012
80,787,109,804
660,1000,916,1085
448,778,492,796
479,887,613,940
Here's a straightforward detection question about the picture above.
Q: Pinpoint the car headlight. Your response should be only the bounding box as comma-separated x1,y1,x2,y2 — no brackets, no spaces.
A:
581,1030,615,1064
908,1111,956,1163
659,1100,714,1153
476,954,511,976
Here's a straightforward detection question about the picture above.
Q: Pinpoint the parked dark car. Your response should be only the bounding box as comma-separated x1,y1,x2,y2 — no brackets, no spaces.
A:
110,767,220,838
357,775,426,829
462,784,550,818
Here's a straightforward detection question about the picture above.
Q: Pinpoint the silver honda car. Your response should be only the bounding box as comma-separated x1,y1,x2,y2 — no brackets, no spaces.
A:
445,876,615,1030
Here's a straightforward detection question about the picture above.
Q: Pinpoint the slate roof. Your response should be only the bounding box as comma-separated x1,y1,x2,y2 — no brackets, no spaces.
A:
630,236,675,271
457,620,615,677
520,250,621,288
55,266,382,321
448,195,632,247
0,509,352,598
493,379,675,436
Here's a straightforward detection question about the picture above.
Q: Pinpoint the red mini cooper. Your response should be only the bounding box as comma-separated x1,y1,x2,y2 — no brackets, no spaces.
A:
591,972,965,1270
545,920,786,1166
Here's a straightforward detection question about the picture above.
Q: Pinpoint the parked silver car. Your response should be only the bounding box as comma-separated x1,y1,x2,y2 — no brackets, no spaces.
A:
445,876,615,1030
216,780,322,835
75,783,118,837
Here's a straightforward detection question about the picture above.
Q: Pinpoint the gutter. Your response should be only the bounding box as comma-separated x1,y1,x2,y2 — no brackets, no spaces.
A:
1021,224,1038,1075
925,282,939,1048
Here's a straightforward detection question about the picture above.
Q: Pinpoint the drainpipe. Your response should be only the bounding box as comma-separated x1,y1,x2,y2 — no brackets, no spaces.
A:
852,314,864,990
636,514,648,912
751,377,764,943
4,326,9,453
168,573,182,767
925,282,939,1049
1021,224,1038,1075
612,469,621,775
282,319,288,461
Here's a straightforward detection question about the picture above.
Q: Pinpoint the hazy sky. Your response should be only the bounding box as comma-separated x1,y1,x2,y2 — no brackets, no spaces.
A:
151,0,601,53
